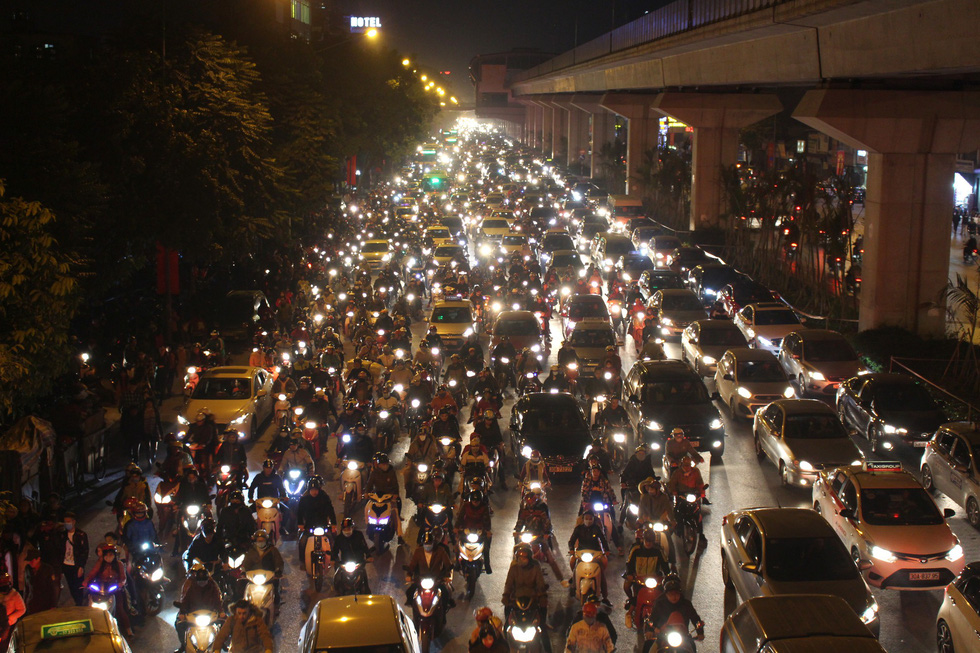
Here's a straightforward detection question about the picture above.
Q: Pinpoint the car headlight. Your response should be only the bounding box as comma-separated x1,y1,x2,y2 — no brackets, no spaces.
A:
860,600,879,624
882,424,907,435
851,460,863,466
660,317,673,326
701,355,716,366
946,543,964,562
808,370,826,381
177,415,189,425
231,415,247,425
870,545,896,563
756,336,772,348
798,460,813,471
737,387,753,399
647,420,662,430
710,418,723,430
783,386,795,398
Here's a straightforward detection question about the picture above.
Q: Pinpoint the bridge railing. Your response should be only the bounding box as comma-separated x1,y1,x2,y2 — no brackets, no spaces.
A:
514,0,787,84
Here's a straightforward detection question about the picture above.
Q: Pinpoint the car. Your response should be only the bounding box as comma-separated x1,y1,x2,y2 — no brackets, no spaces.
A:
778,330,866,397
681,320,747,377
578,216,609,251
565,320,617,378
718,279,779,317
631,225,664,253
491,310,544,354
546,250,586,280
813,461,964,590
714,348,795,420
560,294,610,339
360,239,393,270
638,270,685,302
539,230,576,261
836,373,946,453
666,246,713,275
720,595,886,653
920,422,980,528
439,215,466,240
937,563,980,653
299,594,419,653
479,217,511,242
427,300,475,351
616,251,655,284
649,235,683,267
646,289,707,340
733,302,802,354
623,359,726,457
720,507,880,637
9,606,134,653
510,393,592,477
216,290,270,343
591,233,635,274
424,226,453,248
490,209,517,223
752,399,865,487
500,233,531,256
688,263,744,304
623,216,656,235
431,244,466,267
527,206,559,228
180,366,274,440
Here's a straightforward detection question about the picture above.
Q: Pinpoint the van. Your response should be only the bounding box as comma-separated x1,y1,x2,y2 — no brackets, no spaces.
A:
720,594,885,653
606,194,645,230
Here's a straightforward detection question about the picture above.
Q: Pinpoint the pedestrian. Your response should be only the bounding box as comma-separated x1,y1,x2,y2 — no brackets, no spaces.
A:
23,550,60,615
60,512,89,606
953,212,961,235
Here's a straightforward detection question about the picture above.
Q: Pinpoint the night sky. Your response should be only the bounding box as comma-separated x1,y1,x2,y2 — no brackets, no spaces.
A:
345,0,672,100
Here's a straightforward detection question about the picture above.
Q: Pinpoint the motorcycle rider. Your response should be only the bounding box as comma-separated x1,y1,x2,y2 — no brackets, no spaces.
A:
431,406,461,441
667,456,708,546
491,337,517,391
184,518,221,574
472,411,507,489
217,490,256,550
404,427,441,494
579,465,622,553
160,435,194,479
519,449,552,491
375,382,402,439
456,490,493,574
174,563,223,647
122,501,158,555
593,396,629,430
430,384,459,415
86,547,132,636
637,478,675,530
643,574,705,650
185,411,218,475
623,528,671,619
296,476,337,567
664,428,704,473
405,531,454,608
114,463,153,520
249,459,286,503
567,510,611,604
502,543,549,652
332,518,372,594
362,453,404,541
241,529,284,605
173,466,210,514
418,471,454,515
514,490,564,581
565,600,614,653
620,445,654,506
339,422,375,463
542,365,570,393
279,437,315,478
212,429,248,477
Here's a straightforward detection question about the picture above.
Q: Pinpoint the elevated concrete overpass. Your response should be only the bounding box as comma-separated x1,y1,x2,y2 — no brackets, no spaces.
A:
488,0,980,338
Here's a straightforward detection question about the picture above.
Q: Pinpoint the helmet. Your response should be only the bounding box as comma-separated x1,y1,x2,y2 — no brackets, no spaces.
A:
529,449,541,462
475,606,493,623
222,429,238,440
421,531,435,547
514,543,532,559
469,490,484,504
132,502,148,519
639,477,662,494
662,574,682,594
581,601,598,617
373,452,390,466
126,462,141,476
634,445,648,455
252,529,269,543
263,459,275,469
341,517,355,532
0,572,12,592
201,517,216,536
385,381,394,391
299,376,311,386
605,345,615,352
192,562,210,582
308,475,324,491
482,410,495,420
451,353,460,361
101,546,117,558
671,427,685,438
229,490,244,504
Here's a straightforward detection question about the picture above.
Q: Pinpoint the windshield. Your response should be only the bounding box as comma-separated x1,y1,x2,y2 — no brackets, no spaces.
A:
567,302,608,319
543,234,575,250
192,377,251,400
220,296,259,322
502,235,526,245
737,361,786,382
735,286,773,303
568,328,616,347
662,294,704,311
633,227,660,243
645,274,684,290
873,384,938,412
701,329,747,347
622,256,654,270
783,414,847,439
640,380,710,405
521,406,591,454
483,219,509,230
613,205,644,218
427,229,450,238
431,307,471,323
495,318,540,336
860,488,944,526
434,246,462,258
654,237,681,251
315,646,405,653
765,537,858,582
754,309,800,326
551,254,582,268
440,217,463,232
605,241,633,257
361,242,389,253
804,338,858,362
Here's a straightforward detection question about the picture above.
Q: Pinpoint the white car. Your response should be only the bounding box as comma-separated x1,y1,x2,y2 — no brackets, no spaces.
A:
920,422,980,528
937,564,980,653
813,462,963,590
714,348,794,421
180,366,275,440
680,320,747,377
733,302,802,353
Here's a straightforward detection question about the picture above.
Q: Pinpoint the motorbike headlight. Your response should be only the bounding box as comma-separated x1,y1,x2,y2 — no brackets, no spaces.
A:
289,470,301,479
613,432,626,443
871,545,896,563
531,344,541,353
653,522,666,532
737,387,753,399
644,577,658,589
150,567,164,582
947,543,964,562
629,504,639,515
783,386,796,398
93,601,109,611
521,446,532,458
342,434,351,443
177,415,189,425
253,573,267,585
440,437,452,446
343,562,358,573
347,461,358,471
412,399,421,408
667,632,684,648
313,527,325,536
710,419,723,430
468,533,480,543
304,421,316,430
580,552,594,563
592,502,605,512
379,410,390,419
420,578,435,590
685,494,697,502
603,371,612,380
431,504,445,514
221,465,231,474
153,493,163,503
417,464,429,473
701,355,716,366
521,532,533,544
229,554,245,568
860,600,879,624
186,505,200,516
511,626,536,643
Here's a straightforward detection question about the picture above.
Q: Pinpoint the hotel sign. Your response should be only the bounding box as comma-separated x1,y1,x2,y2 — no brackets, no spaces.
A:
350,16,382,33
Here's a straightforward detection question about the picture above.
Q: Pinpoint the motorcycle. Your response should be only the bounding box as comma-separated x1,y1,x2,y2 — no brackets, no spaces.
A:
457,528,485,599
183,366,204,399
183,609,222,653
365,492,397,553
244,569,277,631
506,595,544,653
87,579,121,614
177,503,206,555
214,464,246,513
304,526,332,591
629,575,663,631
411,577,448,653
407,461,431,502
405,398,428,437
492,356,514,391
416,503,453,545
446,377,468,409
340,459,364,518
374,408,398,453
518,371,542,396
282,469,308,535
571,548,603,604
302,420,322,459
218,542,247,606
654,626,702,652
333,560,370,596
587,495,617,547
255,497,282,546
132,541,167,615
603,423,629,472
630,310,647,348
153,474,180,539
598,364,622,399
674,492,704,556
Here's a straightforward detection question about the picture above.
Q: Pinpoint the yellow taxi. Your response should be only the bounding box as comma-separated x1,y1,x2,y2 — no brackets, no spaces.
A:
425,225,454,248
299,594,419,653
812,460,965,590
360,239,393,270
428,300,476,351
500,232,531,257
9,606,133,652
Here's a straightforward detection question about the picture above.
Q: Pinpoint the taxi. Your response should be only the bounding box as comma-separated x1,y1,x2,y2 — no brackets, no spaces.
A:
500,232,531,257
360,239,393,270
300,594,419,653
424,225,454,248
813,461,964,590
427,299,475,351
9,606,133,652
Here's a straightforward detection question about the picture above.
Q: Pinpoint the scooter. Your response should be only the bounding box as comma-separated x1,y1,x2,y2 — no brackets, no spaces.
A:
177,503,206,556
571,549,603,603
365,493,397,553
674,492,705,556
587,495,617,547
506,595,544,653
416,503,453,545
87,579,121,614
458,528,485,599
411,577,448,653
132,541,168,615
218,542,247,606
375,409,398,454
603,423,629,471
333,560,370,596
244,569,277,631
655,626,702,652
304,526,332,591
340,459,364,518
153,474,180,538
407,461,431,502
629,576,663,631
302,420,322,459
282,469,307,536
183,609,222,653
255,497,282,546
214,464,246,513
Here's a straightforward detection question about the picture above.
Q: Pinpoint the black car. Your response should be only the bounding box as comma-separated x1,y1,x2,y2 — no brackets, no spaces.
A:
623,360,726,459
836,373,947,452
666,246,712,275
617,252,656,283
510,393,592,478
687,263,746,305
638,270,685,301
719,278,779,317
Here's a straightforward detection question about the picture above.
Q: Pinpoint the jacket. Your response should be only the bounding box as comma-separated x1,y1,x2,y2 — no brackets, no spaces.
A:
213,605,274,653
122,517,158,551
25,562,60,615
60,529,89,568
296,492,337,529
406,546,453,581
364,466,399,496
502,559,547,608
568,522,609,554
242,546,284,577
177,578,223,614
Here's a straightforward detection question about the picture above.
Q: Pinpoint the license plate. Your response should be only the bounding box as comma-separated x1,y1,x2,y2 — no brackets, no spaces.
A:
549,466,572,473
913,441,929,447
689,441,700,448
909,571,940,581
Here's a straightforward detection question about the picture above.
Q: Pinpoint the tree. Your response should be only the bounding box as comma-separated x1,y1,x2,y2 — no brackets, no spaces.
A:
0,182,79,421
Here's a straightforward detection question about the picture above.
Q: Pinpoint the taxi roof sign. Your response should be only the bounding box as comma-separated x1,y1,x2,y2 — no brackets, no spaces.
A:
41,619,94,639
865,461,903,472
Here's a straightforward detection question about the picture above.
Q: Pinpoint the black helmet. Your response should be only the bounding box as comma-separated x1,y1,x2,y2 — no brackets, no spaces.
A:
421,531,435,547
341,517,355,531
469,490,484,504
373,452,390,465
201,517,216,536
229,490,244,504
192,563,210,582
308,475,324,490
662,573,681,593
263,459,275,469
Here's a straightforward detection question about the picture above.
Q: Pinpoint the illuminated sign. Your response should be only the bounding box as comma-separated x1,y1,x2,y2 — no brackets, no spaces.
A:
41,620,94,639
349,16,382,33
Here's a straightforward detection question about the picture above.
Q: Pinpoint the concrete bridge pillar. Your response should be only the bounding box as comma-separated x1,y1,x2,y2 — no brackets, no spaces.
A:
531,97,554,155
547,97,569,162
601,93,658,195
795,90,980,336
555,96,591,172
571,95,615,180
652,93,782,230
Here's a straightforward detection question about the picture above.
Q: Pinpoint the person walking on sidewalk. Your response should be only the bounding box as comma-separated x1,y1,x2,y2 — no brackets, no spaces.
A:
60,513,88,606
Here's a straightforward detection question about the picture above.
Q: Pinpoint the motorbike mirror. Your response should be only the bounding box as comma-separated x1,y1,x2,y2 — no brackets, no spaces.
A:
857,559,874,572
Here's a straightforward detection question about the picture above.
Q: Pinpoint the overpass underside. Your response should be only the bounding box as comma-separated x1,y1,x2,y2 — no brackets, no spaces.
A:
504,0,980,338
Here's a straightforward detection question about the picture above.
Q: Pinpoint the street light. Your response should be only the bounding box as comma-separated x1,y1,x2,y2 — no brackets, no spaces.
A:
402,58,411,67
366,28,378,38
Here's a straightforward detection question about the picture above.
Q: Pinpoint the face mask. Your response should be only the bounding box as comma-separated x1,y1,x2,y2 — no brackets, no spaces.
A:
583,615,596,626
65,522,75,531
423,545,433,553
196,579,208,587
342,530,353,538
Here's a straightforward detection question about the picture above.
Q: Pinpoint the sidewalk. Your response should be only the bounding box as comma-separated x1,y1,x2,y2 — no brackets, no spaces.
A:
947,226,980,342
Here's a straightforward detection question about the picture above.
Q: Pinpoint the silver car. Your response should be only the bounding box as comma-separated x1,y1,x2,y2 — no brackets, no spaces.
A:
752,399,864,487
920,422,980,528
720,507,879,637
648,289,707,340
681,320,747,377
778,329,865,397
714,348,795,421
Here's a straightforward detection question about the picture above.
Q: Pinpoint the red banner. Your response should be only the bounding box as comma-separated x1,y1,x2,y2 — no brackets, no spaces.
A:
156,244,179,295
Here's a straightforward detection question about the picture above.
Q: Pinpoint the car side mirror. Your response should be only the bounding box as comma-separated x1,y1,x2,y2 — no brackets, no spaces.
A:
738,562,760,574
944,508,956,518
711,391,721,400
857,559,873,572
839,508,856,520
629,394,639,404
723,373,733,381
954,464,969,474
